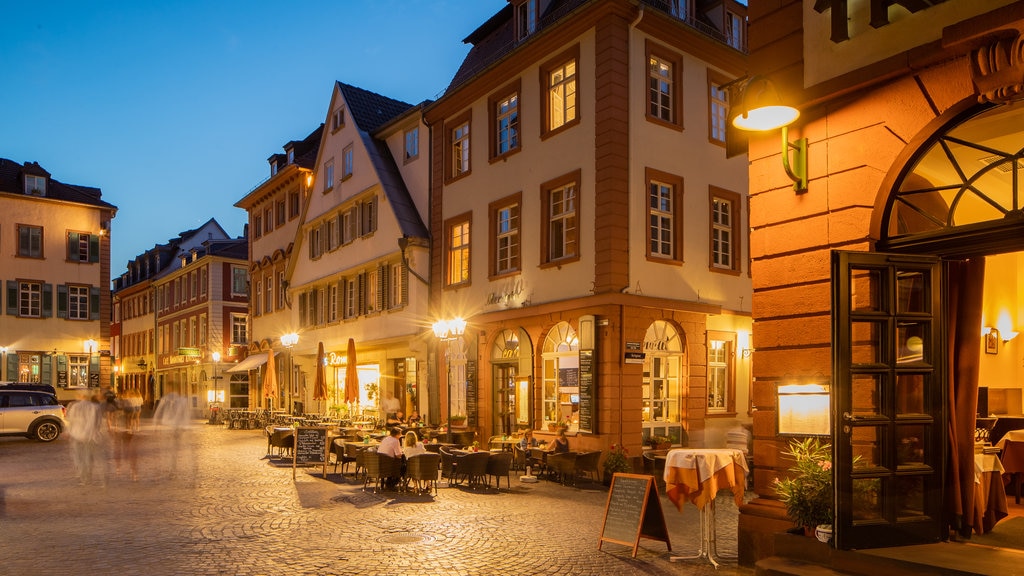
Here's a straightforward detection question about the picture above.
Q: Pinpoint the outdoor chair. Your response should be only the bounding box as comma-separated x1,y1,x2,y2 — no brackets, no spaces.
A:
332,440,358,475
405,453,441,495
486,451,513,490
363,451,402,493
642,449,669,492
266,427,294,457
456,452,490,489
574,450,601,483
439,446,459,486
546,451,578,486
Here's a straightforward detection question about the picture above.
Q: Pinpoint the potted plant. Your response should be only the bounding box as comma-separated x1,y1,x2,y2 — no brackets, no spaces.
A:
648,434,672,450
602,443,632,485
773,438,834,536
449,414,467,426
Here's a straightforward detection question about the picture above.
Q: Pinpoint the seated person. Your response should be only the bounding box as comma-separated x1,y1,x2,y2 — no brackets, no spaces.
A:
518,429,539,451
386,410,406,426
378,427,405,488
403,430,427,459
546,427,570,454
407,410,421,425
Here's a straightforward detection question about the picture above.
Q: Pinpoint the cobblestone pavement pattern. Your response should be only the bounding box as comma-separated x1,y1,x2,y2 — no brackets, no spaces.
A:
0,420,755,576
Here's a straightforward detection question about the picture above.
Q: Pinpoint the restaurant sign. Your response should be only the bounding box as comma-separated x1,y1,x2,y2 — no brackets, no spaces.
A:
177,347,201,357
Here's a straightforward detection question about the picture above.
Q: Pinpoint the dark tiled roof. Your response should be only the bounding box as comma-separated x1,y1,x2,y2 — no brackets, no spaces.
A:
286,123,324,170
337,82,413,133
0,158,116,210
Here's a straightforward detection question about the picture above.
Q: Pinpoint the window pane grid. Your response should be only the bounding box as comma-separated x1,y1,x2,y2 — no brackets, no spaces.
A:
649,56,672,122
497,94,519,155
447,221,470,285
549,61,577,130
496,204,520,273
549,185,577,260
712,197,733,268
649,181,673,257
452,123,469,176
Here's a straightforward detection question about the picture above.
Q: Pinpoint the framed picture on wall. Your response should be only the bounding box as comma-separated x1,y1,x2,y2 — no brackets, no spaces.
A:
985,332,998,355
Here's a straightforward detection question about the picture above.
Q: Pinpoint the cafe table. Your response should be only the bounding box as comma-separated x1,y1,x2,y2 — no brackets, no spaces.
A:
973,452,1007,534
662,448,747,568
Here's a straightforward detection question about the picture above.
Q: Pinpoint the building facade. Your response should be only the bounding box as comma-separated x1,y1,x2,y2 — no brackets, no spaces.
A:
111,219,248,415
0,158,116,403
425,0,751,457
739,0,1024,563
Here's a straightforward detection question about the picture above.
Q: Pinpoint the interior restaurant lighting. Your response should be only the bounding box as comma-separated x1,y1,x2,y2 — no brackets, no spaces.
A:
777,381,831,436
433,317,467,436
731,75,808,193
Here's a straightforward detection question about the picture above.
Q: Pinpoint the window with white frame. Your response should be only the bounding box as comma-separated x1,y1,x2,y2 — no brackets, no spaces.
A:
492,196,520,275
67,231,96,263
445,216,470,287
200,313,207,346
710,188,741,272
726,11,744,51
541,321,579,431
264,207,273,234
332,106,345,131
25,175,46,196
309,225,322,260
343,208,356,244
451,121,469,178
18,281,42,317
327,216,339,251
276,199,286,227
231,314,248,345
646,167,685,261
342,144,353,179
649,55,673,123
366,268,378,313
68,285,89,320
706,334,735,414
18,225,42,258
404,127,419,161
254,281,263,317
495,92,519,157
277,270,286,310
710,82,728,145
517,0,537,40
389,263,404,308
546,56,577,132
641,321,684,443
328,283,338,322
543,175,578,263
69,354,89,387
263,274,272,314
324,159,335,192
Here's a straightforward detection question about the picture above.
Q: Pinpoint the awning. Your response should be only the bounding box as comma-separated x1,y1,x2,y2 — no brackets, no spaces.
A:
225,352,268,373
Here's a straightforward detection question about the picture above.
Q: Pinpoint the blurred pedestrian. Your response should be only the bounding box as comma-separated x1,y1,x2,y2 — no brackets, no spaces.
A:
153,385,192,480
66,390,107,486
109,394,140,481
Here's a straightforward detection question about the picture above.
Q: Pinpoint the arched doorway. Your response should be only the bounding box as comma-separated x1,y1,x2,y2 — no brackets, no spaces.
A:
641,320,688,446
491,328,533,436
541,321,579,432
833,99,1024,549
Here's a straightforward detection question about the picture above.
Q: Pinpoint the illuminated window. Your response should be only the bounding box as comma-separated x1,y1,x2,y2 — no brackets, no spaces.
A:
445,215,471,287
542,172,579,264
404,127,419,161
546,56,577,132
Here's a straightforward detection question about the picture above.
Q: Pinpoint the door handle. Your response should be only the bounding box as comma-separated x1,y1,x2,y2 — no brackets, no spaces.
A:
842,412,862,422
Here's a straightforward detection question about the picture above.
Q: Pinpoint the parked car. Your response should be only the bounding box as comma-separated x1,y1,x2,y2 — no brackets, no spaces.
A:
0,383,66,441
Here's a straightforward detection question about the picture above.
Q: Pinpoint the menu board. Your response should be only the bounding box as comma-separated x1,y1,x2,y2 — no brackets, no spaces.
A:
466,359,478,427
578,350,595,434
598,474,670,558
292,426,328,479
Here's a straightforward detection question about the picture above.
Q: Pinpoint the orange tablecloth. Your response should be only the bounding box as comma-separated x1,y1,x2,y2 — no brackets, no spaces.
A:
663,448,748,512
973,452,1007,535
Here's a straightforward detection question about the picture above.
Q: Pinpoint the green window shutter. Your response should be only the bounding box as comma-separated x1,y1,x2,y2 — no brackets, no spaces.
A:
90,286,100,320
57,285,68,318
42,283,53,318
67,232,78,261
6,280,17,315
89,234,100,263
41,353,53,387
7,353,18,380
89,354,100,387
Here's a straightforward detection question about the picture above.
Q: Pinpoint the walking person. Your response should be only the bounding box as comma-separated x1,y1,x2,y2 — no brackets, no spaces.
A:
66,390,108,486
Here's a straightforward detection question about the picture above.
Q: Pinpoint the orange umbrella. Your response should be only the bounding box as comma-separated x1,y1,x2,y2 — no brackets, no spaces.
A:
263,347,278,408
313,341,328,412
344,338,359,403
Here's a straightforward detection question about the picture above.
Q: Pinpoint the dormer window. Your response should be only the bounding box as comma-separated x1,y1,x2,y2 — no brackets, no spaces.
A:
25,175,46,196
517,0,537,41
270,159,279,176
286,148,295,164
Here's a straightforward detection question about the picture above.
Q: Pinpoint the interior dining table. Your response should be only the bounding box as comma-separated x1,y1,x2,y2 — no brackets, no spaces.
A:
996,431,1024,504
662,448,748,568
973,451,1008,534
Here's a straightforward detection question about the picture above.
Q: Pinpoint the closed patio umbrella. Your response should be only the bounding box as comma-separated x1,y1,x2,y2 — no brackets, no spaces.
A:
345,338,359,404
263,347,278,409
313,341,328,413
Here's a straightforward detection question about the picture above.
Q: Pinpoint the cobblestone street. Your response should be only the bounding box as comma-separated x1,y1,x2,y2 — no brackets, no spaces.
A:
0,422,754,576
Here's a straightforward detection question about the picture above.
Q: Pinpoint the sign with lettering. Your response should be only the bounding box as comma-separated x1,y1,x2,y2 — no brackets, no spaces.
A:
624,352,645,364
578,350,595,434
598,474,671,558
292,426,329,479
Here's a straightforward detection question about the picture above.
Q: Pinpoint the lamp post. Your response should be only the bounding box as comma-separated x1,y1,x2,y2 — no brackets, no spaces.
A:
432,317,466,440
209,351,222,424
280,333,298,415
0,346,6,381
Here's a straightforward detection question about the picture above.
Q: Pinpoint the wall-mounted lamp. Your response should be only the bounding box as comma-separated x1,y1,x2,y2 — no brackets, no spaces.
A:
732,76,808,193
741,348,753,359
777,381,830,436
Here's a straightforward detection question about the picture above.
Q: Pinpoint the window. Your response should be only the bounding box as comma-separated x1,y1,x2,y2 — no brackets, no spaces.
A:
199,314,207,346
69,355,89,387
646,168,684,262
231,315,248,345
231,267,248,296
66,232,98,263
263,207,273,234
447,110,471,181
254,281,263,317
344,276,358,318
342,145,353,179
326,216,339,251
366,268,378,313
360,197,378,236
263,275,272,314
200,267,208,298
68,285,89,320
276,199,286,227
332,106,345,131
541,46,578,136
25,175,46,196
541,171,580,265
707,332,736,414
328,283,338,322
17,281,43,317
17,225,42,258
710,187,741,272
645,42,683,129
641,321,685,442
726,11,744,51
389,262,404,308
277,270,286,310
541,322,579,430
490,82,521,159
309,225,322,259
404,127,419,161
517,0,537,40
324,159,335,192
253,214,263,239
445,214,471,287
708,70,730,146
490,194,521,277
342,208,356,244
289,191,300,219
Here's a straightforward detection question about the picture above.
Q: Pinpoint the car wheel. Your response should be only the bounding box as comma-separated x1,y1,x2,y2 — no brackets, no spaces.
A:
34,421,61,442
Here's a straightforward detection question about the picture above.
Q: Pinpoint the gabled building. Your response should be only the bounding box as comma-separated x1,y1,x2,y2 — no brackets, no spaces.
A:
233,125,321,412
276,82,432,418
111,219,248,414
424,0,750,454
0,158,116,403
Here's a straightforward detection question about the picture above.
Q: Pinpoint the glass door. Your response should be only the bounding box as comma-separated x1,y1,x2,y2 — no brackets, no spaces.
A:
832,250,945,549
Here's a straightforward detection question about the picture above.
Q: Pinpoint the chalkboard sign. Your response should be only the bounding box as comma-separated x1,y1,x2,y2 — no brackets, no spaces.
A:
466,359,478,427
578,349,595,434
598,473,671,557
292,426,329,479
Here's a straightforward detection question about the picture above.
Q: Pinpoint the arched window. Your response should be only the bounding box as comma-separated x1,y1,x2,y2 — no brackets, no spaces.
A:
642,320,687,444
541,321,579,430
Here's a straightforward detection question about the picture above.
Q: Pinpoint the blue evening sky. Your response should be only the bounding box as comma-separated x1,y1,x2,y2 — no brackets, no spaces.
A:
1,0,506,272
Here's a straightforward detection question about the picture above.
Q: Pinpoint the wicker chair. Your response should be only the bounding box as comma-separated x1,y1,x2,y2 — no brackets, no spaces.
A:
486,451,514,490
266,427,294,457
575,450,602,483
332,440,358,475
456,452,491,489
405,453,441,495
363,451,402,493
439,446,459,486
546,451,578,486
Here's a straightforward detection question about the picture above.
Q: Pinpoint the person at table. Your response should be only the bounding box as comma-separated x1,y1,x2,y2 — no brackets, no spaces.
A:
378,427,404,489
407,410,421,425
518,429,539,451
386,410,406,427
403,430,426,459
546,427,570,453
